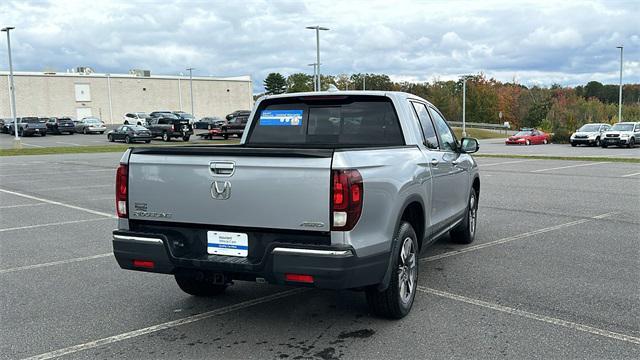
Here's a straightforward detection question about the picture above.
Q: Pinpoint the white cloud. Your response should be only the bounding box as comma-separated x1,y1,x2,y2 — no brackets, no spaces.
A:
0,0,637,91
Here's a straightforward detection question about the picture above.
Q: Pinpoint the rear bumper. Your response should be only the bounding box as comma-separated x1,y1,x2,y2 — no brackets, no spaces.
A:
112,230,388,290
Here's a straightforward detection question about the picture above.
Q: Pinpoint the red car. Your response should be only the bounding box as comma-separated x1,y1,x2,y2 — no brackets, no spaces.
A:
505,129,550,145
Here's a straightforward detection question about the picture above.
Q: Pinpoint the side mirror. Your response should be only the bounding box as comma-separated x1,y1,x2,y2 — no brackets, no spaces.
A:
460,137,479,153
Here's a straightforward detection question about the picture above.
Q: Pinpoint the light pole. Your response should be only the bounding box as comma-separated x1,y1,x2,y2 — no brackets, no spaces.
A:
178,73,183,111
186,68,195,117
461,75,473,137
616,45,623,122
363,73,366,90
306,26,329,91
2,26,20,148
307,63,317,91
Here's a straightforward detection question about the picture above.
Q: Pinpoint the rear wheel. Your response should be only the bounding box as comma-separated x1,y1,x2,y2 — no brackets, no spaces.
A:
543,138,548,144
41,132,46,137
107,134,114,142
366,221,418,319
145,140,151,143
162,132,170,142
601,143,608,148
174,270,228,297
595,137,600,147
525,139,531,145
125,135,131,144
182,135,190,142
83,128,87,135
450,188,478,244
223,134,229,140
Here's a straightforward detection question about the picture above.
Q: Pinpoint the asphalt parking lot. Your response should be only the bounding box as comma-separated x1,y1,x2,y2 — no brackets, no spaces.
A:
0,129,227,149
1,152,639,359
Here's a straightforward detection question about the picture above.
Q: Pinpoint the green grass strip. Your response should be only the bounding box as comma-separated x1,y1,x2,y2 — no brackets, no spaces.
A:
0,140,240,156
474,153,640,163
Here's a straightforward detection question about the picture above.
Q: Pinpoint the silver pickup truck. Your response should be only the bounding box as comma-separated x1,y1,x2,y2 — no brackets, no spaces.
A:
113,91,480,318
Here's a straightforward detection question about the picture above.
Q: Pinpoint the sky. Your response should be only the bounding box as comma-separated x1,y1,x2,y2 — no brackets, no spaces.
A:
0,0,638,92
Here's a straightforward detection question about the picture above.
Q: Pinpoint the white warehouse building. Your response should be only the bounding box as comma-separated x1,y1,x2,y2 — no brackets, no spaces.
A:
0,70,254,124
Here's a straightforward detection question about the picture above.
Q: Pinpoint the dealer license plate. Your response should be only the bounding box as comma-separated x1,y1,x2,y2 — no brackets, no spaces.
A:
207,231,248,257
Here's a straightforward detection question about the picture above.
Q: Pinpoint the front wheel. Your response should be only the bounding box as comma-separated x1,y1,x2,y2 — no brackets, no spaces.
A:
125,135,131,144
628,138,635,148
41,132,46,137
162,132,170,142
145,140,151,143
543,138,548,144
595,138,600,147
525,139,531,145
450,188,478,244
601,143,608,148
366,221,418,319
108,134,114,142
83,128,87,135
182,135,190,142
174,271,227,297
571,143,577,147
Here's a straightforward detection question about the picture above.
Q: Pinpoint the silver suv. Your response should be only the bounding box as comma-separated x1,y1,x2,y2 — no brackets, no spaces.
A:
601,122,640,148
570,123,611,147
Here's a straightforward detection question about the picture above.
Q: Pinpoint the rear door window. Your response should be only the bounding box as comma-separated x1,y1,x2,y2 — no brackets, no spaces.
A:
247,96,404,147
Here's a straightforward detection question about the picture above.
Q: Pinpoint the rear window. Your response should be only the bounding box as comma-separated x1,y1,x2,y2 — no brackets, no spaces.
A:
246,96,404,147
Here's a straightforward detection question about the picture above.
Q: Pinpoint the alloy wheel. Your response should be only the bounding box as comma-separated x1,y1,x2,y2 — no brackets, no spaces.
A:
397,237,417,304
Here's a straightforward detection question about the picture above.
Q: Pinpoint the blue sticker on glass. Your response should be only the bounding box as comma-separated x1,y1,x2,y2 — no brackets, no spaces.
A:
259,110,303,126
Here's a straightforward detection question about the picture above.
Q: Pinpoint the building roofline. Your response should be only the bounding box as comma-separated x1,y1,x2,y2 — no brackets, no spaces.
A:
0,71,251,82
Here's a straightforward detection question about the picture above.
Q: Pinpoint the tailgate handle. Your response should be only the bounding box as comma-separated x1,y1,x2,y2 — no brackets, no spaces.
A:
210,161,235,176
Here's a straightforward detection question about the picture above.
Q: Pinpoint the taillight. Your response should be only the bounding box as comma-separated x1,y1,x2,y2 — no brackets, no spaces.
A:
116,164,128,218
331,169,363,231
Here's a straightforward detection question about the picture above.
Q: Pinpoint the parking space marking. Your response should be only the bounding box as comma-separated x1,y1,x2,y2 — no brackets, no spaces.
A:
21,143,45,148
0,169,113,177
479,159,531,167
0,253,112,275
531,162,609,173
0,188,116,218
22,288,309,360
621,172,640,178
54,141,85,146
421,212,615,263
0,203,45,209
28,184,111,191
417,286,640,345
0,218,109,233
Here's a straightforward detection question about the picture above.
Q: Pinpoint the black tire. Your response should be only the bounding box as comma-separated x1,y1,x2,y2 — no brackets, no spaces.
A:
18,128,23,137
162,132,170,142
366,221,418,319
595,137,600,147
108,134,114,142
208,124,212,130
628,138,635,148
124,120,129,125
525,139,531,145
174,270,227,297
41,132,46,137
223,134,229,140
601,143,608,148
145,140,151,143
571,143,577,147
450,187,478,244
125,135,131,144
83,128,87,135
100,131,104,135
182,135,190,142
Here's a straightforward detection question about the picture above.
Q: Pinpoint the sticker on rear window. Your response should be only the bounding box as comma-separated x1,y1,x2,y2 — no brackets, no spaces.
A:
259,110,303,126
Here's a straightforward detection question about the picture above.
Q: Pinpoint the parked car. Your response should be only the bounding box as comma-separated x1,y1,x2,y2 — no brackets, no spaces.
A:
173,111,196,124
123,112,150,126
0,119,8,133
505,128,550,145
215,112,249,139
9,117,47,137
107,125,152,144
194,116,226,130
601,122,640,148
569,123,611,147
112,91,481,319
149,111,175,119
225,110,250,121
75,117,106,134
45,117,76,134
146,115,193,141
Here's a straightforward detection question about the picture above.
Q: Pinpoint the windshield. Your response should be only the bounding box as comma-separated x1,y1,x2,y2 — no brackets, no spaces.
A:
514,131,532,137
611,124,634,131
85,118,102,124
21,118,42,123
246,96,404,147
578,124,601,132
179,113,194,119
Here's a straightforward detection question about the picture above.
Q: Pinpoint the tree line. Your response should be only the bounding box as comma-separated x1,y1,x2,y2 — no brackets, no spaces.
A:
263,72,640,139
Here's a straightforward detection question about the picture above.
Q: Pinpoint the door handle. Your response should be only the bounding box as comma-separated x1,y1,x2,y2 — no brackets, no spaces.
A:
210,161,235,176
431,159,439,166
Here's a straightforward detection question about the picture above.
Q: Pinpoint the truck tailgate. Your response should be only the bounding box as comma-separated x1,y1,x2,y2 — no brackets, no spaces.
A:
127,148,333,232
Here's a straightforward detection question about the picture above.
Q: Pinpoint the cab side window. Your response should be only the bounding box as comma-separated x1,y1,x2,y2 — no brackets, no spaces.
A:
635,124,640,132
410,102,439,149
428,107,457,151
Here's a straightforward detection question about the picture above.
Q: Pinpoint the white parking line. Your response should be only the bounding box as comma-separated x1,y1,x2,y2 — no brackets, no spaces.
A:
531,162,609,173
418,286,640,345
0,203,46,209
621,172,640,178
0,253,112,274
480,160,531,167
22,288,309,360
54,141,85,146
422,212,615,263
0,188,116,218
0,218,109,233
31,184,112,191
21,143,45,148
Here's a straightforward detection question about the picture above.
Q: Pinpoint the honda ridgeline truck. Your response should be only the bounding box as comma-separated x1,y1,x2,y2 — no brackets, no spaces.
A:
113,91,480,318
